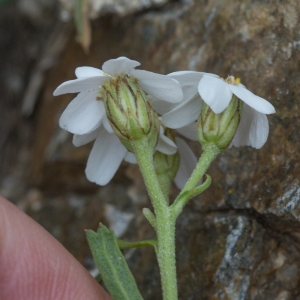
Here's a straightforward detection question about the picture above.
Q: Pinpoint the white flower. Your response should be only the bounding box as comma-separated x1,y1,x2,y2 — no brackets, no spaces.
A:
198,75,275,114
71,123,177,185
74,125,135,185
53,57,182,185
54,57,183,135
162,72,276,149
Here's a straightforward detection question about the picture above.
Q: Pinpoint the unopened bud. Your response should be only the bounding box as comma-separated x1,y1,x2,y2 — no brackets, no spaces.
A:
101,75,160,151
197,95,243,150
153,129,180,193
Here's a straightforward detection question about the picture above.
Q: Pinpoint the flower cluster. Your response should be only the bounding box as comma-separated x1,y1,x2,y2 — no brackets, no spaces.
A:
54,57,183,185
54,57,275,187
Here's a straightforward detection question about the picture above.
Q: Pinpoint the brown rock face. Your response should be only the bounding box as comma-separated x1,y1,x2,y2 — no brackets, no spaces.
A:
116,1,300,298
1,0,300,299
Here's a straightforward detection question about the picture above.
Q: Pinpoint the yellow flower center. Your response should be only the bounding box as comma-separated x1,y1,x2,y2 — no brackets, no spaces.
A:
225,75,241,85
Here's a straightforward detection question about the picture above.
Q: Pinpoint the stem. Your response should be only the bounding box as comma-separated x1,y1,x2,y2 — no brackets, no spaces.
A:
117,238,157,249
171,175,211,219
131,137,178,300
171,143,220,218
131,139,168,209
154,214,177,300
180,143,220,195
157,175,171,203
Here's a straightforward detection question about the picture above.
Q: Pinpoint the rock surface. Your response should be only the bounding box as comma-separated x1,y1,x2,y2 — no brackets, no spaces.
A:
0,0,300,299
61,0,169,18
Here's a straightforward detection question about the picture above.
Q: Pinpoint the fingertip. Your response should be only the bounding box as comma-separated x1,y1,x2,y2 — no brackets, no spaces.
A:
0,196,110,300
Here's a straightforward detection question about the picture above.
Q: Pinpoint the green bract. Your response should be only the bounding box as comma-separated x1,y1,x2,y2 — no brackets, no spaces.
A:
197,95,243,150
101,75,160,152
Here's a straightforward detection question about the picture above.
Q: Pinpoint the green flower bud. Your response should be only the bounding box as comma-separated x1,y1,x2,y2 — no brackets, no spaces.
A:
153,129,180,196
100,75,160,152
197,95,243,150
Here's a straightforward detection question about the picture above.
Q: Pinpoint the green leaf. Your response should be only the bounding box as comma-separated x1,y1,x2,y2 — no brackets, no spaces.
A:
86,224,144,300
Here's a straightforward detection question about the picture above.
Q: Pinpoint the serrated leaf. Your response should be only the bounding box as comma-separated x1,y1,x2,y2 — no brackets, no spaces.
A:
86,225,143,300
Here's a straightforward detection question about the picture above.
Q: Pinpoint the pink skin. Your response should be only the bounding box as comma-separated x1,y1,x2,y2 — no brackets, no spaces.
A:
0,196,110,300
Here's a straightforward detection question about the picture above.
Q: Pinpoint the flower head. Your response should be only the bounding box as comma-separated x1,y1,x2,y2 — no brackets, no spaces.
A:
197,95,243,150
162,72,275,149
100,74,160,152
198,75,275,115
54,57,183,136
53,57,182,185
153,129,181,190
155,124,198,190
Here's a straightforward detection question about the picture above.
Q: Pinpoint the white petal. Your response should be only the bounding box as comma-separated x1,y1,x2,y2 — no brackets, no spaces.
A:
230,104,253,148
85,129,127,185
177,123,198,141
130,69,183,103
156,127,177,155
75,67,105,78
168,71,217,86
150,85,197,115
150,96,176,115
53,76,109,96
174,137,197,190
248,110,269,149
72,127,101,147
230,104,269,149
198,76,232,113
182,84,200,100
59,91,105,135
162,95,202,129
229,85,276,114
103,116,114,133
102,57,140,76
124,152,137,164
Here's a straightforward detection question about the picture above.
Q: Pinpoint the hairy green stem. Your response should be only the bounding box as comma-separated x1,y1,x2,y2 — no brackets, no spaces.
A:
180,143,220,194
171,175,211,219
157,175,171,204
131,137,178,300
171,143,220,218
